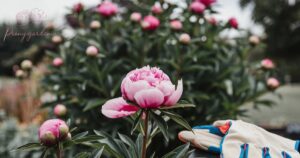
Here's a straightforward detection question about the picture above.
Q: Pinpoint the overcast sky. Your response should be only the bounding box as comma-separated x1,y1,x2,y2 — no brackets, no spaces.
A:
0,0,263,35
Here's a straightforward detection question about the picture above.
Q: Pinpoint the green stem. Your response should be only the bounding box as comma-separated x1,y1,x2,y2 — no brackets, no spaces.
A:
141,111,149,158
56,144,62,158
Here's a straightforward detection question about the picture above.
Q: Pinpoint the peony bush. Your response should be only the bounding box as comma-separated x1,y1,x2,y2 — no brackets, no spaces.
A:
17,0,281,157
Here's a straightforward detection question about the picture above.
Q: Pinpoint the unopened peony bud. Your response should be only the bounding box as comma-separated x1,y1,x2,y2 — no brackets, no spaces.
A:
90,20,101,29
151,4,163,14
54,104,67,117
198,0,216,7
130,12,142,22
59,124,69,140
141,15,160,31
21,60,33,70
15,70,25,78
267,78,280,90
249,35,260,45
179,33,191,44
52,57,63,67
170,20,182,30
86,46,98,56
190,1,206,14
261,58,274,69
73,3,84,13
228,17,238,29
97,1,118,17
51,35,63,44
40,131,56,146
66,133,72,140
208,17,217,26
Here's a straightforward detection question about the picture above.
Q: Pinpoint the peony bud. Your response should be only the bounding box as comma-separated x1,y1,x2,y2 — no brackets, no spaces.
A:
66,133,72,141
90,20,101,30
267,78,280,90
51,35,63,44
141,15,160,31
86,46,98,57
228,17,238,29
130,12,142,22
249,35,260,45
15,69,25,78
40,131,56,146
97,1,118,17
54,104,67,117
179,33,191,44
52,57,63,67
170,20,182,30
261,58,275,69
190,1,206,14
21,60,33,70
197,0,216,7
58,124,69,140
208,17,217,26
151,4,163,14
73,3,84,13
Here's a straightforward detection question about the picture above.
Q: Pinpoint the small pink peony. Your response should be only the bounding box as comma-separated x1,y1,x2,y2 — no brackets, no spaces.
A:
170,20,183,30
249,35,260,45
151,4,163,14
228,17,238,29
39,119,69,146
261,58,274,69
86,46,98,56
208,17,217,26
73,3,84,13
190,1,206,14
97,1,118,17
90,20,101,29
179,33,191,44
141,15,160,31
52,57,63,67
130,12,142,22
54,104,67,117
102,66,183,118
196,0,216,7
267,78,280,90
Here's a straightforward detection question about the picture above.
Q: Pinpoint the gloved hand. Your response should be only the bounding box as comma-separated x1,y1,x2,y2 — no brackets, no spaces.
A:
178,120,300,158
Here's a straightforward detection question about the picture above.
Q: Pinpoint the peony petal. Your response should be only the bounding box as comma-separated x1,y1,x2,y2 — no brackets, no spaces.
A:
157,80,175,96
101,97,139,118
164,79,183,106
125,80,151,101
134,88,164,108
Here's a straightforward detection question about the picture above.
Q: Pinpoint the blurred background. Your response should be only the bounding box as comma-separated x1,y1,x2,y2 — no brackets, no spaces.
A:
1,0,300,157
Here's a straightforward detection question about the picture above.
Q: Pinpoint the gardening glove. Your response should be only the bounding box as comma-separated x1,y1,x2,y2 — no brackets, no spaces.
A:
178,120,300,158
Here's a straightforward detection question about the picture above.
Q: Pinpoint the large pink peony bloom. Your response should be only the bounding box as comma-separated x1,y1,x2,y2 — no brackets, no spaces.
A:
101,66,183,118
39,119,69,146
97,1,118,17
141,15,160,31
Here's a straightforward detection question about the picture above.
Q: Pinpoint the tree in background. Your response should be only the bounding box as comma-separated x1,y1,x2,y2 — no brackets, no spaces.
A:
239,0,300,82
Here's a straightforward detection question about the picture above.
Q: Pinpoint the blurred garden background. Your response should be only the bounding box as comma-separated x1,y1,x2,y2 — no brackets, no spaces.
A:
1,0,300,157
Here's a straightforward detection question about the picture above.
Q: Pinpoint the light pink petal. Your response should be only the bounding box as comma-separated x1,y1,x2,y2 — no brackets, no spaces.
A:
125,80,151,101
101,97,139,118
134,88,164,108
164,79,183,106
157,80,175,96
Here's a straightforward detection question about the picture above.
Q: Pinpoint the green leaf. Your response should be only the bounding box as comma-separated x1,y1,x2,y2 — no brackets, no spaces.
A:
162,111,193,131
73,131,89,140
74,152,89,158
83,99,106,111
15,143,42,151
162,143,190,158
89,147,104,158
160,103,195,110
40,148,49,158
149,111,169,143
131,110,142,134
73,135,104,143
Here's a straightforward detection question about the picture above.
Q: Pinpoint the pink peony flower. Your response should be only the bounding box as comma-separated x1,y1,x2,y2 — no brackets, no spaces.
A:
97,1,118,17
249,35,260,45
101,66,183,118
196,0,216,7
208,17,217,26
52,57,63,67
261,58,275,69
267,78,280,90
39,119,69,146
228,17,238,29
170,20,183,30
73,3,84,13
54,104,67,117
141,15,160,31
130,12,142,22
190,1,206,14
179,33,191,44
86,46,98,56
151,4,163,14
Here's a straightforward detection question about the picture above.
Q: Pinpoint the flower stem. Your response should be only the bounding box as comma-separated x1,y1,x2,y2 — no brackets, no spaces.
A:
142,111,149,158
56,144,62,158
